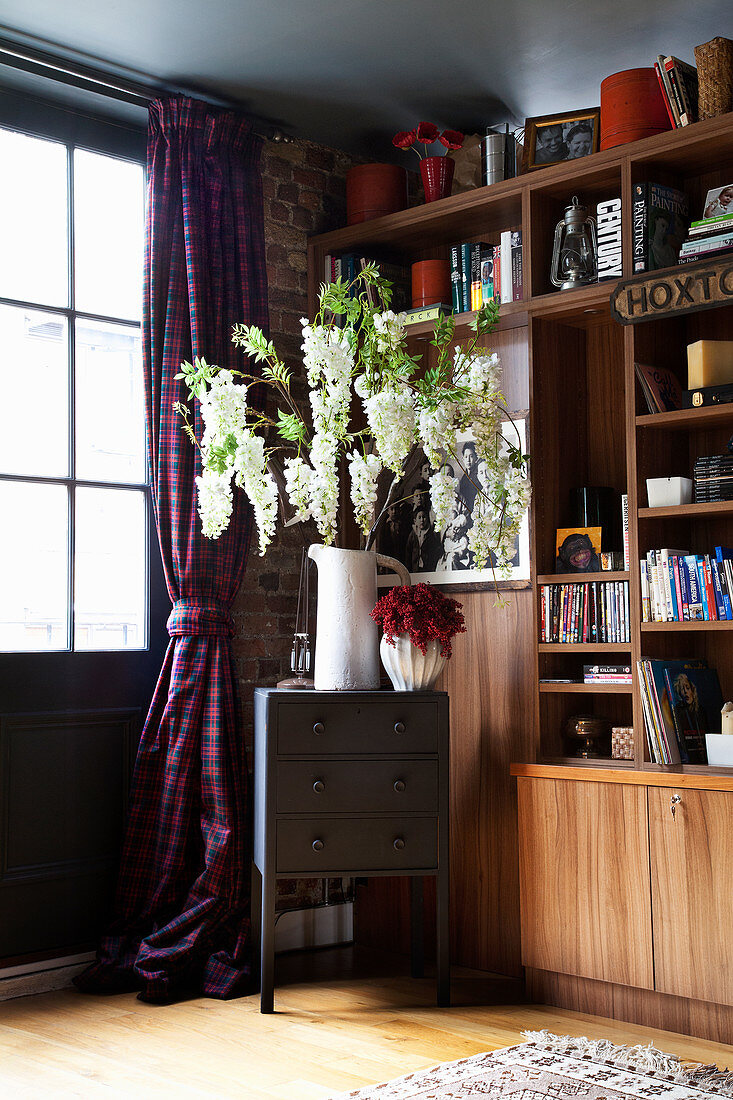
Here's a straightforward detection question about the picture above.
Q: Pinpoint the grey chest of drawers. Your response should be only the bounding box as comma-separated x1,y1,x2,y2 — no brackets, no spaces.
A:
253,687,450,1012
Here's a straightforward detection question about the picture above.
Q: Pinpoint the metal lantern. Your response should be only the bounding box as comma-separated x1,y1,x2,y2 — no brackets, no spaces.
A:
550,195,598,290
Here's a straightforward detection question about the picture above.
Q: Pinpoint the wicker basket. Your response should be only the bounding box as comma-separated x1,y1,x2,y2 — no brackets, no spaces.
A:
694,37,733,120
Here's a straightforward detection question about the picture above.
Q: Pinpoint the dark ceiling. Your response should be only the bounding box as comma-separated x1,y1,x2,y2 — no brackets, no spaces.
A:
0,2,729,157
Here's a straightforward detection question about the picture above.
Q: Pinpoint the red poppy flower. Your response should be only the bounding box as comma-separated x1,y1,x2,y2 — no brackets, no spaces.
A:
392,129,417,149
439,129,464,151
416,121,440,144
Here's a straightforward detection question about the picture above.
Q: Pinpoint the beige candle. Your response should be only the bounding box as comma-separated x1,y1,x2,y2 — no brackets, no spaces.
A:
721,702,733,735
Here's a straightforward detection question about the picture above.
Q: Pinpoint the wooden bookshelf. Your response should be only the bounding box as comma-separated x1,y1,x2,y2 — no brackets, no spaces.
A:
307,111,733,1003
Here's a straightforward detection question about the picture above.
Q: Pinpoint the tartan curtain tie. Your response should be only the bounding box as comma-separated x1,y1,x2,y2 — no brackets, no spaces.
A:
167,598,235,637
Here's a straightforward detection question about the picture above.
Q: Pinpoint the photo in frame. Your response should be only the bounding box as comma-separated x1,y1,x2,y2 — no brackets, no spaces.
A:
522,108,600,172
555,526,602,573
376,418,530,590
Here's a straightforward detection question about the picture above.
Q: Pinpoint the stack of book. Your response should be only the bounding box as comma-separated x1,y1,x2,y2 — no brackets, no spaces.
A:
679,205,733,266
694,454,733,502
449,232,522,313
653,54,698,128
640,547,733,622
539,580,630,644
583,663,632,685
637,657,721,764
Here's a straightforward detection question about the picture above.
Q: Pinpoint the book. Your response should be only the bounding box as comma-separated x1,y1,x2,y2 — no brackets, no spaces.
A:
690,210,733,231
684,555,704,619
449,244,461,312
668,664,723,760
500,230,512,305
621,494,629,569
470,242,489,310
510,230,523,300
403,303,453,325
460,242,472,312
480,247,495,304
716,547,733,619
632,183,689,272
654,61,678,128
596,197,622,281
634,362,683,413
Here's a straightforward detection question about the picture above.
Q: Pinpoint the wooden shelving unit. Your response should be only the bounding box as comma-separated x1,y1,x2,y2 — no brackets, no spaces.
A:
306,112,733,990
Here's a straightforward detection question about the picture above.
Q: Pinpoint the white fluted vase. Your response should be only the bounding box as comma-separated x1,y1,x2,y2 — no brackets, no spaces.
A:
379,633,446,691
308,545,410,691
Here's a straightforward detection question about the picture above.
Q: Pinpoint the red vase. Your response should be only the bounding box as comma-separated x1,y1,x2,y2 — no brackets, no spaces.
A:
420,156,455,203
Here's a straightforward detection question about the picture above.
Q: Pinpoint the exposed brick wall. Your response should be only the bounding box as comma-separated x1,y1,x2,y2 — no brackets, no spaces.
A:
232,135,356,912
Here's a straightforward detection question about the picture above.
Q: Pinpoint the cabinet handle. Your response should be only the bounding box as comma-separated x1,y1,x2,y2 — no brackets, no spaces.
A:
670,793,681,820
393,779,406,792
313,722,325,735
312,839,324,851
393,837,405,850
313,780,325,794
394,721,405,734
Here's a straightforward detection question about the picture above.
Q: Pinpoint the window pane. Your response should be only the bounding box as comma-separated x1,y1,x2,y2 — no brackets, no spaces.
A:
0,305,69,477
0,129,68,308
74,150,144,321
76,319,145,483
74,487,146,650
0,482,68,651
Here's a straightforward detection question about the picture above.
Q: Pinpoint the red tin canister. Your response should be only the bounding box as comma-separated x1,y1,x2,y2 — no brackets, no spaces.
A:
600,67,672,150
346,164,408,225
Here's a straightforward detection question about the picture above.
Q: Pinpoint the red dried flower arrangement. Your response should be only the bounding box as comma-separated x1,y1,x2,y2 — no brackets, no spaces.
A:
371,583,466,659
392,122,464,159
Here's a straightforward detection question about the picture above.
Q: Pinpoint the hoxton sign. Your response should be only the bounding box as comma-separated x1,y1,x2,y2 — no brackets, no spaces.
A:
610,256,733,324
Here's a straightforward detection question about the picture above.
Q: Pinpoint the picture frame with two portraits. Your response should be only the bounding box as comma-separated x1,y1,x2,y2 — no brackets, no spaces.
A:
522,108,600,172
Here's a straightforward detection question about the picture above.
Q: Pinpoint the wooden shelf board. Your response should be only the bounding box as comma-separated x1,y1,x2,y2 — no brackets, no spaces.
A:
536,571,629,585
641,620,732,631
511,762,733,790
639,501,733,519
535,756,634,769
529,283,611,323
538,643,631,652
539,682,633,694
636,405,733,431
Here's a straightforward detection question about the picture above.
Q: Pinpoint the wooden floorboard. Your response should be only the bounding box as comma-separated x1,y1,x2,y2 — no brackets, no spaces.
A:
0,947,732,1098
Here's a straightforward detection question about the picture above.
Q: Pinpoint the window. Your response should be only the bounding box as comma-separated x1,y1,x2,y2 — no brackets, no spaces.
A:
0,124,148,651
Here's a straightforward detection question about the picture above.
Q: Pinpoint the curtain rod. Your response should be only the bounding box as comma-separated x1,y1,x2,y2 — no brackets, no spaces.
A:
0,34,293,142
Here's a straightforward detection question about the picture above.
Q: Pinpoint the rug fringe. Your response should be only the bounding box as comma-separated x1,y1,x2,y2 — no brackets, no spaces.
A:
522,1031,733,1096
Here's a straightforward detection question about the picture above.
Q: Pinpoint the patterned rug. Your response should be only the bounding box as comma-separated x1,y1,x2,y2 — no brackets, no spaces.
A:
330,1031,733,1099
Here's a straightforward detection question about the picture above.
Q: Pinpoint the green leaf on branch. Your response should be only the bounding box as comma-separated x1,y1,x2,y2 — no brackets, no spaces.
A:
276,409,308,444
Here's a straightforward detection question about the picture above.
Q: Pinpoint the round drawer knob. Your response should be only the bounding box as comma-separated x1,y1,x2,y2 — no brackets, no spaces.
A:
393,837,405,851
393,779,406,793
313,780,325,794
313,722,325,736
312,839,324,852
394,721,405,734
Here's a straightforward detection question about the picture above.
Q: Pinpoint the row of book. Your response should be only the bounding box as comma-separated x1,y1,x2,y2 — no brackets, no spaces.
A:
640,547,733,623
694,454,733,503
449,233,523,312
653,54,699,129
539,581,630,644
638,657,721,765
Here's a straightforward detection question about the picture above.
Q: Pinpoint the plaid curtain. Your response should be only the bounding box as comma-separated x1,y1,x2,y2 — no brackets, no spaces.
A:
75,95,269,1002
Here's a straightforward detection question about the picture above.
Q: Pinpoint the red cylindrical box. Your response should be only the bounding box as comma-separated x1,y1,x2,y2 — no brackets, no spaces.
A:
600,67,672,150
411,259,452,308
346,164,408,225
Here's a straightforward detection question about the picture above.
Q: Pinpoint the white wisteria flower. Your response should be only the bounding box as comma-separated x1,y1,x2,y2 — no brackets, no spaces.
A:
178,265,530,588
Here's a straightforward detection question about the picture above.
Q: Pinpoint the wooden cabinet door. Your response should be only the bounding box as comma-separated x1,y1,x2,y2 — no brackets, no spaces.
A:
649,786,733,1005
517,777,653,988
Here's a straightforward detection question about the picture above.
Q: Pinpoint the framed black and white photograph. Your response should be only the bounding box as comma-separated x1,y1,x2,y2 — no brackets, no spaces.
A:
376,419,530,591
522,109,600,172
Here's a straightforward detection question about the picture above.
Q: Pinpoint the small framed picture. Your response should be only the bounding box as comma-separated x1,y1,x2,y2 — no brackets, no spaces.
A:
522,109,600,172
702,183,733,220
555,527,602,573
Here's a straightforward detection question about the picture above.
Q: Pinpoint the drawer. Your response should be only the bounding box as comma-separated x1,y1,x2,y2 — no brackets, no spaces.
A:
276,759,438,814
276,815,437,872
276,701,437,755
